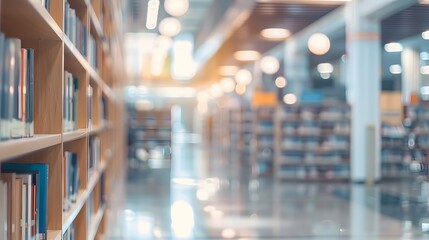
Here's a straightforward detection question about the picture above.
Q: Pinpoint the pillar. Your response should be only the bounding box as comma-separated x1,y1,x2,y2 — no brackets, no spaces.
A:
401,47,420,104
346,0,381,182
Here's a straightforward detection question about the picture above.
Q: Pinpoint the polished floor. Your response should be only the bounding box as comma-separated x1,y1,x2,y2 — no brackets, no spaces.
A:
105,142,429,239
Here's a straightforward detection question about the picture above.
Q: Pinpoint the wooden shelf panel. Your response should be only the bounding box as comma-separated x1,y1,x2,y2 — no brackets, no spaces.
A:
2,0,63,41
62,162,107,234
0,134,62,162
47,230,62,240
87,207,105,240
89,7,104,40
63,129,88,142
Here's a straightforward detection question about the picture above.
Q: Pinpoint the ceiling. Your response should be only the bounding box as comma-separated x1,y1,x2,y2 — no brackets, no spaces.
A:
124,0,429,89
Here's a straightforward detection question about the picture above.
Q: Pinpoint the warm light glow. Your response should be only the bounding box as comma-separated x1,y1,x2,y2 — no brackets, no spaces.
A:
210,83,223,98
283,93,297,105
197,189,210,201
384,42,403,52
220,77,236,93
235,69,252,86
389,64,402,74
422,30,429,40
210,210,224,218
308,33,330,55
172,40,196,80
164,0,189,17
275,76,287,88
135,100,154,111
197,103,208,114
221,228,237,239
317,63,334,74
421,66,429,75
260,56,280,74
159,17,181,37
260,28,291,40
235,84,246,95
146,0,160,29
219,66,239,76
171,201,194,238
234,50,261,61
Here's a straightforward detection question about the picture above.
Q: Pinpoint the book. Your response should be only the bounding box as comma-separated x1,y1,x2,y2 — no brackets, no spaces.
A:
1,173,18,240
64,1,87,56
10,38,24,139
88,86,93,129
15,174,31,240
26,49,34,137
2,163,49,240
0,33,7,140
63,152,80,211
63,71,79,132
0,180,8,240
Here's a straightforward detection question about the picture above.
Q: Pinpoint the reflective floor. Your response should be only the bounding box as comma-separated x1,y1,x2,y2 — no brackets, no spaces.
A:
105,142,429,239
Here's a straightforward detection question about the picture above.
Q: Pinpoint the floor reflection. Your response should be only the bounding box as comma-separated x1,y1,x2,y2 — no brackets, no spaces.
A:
106,142,429,239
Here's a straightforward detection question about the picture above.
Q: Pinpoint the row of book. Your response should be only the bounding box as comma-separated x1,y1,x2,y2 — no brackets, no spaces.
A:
63,152,80,212
63,223,75,240
89,136,101,176
0,35,35,141
65,0,87,56
0,163,49,240
89,35,98,71
63,71,79,132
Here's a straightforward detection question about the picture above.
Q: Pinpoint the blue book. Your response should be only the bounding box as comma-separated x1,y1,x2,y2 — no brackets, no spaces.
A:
26,48,34,137
1,163,49,240
0,33,7,140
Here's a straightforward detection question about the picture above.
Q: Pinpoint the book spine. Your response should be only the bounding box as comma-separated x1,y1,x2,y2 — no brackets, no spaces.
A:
27,49,34,137
10,38,23,139
21,48,28,138
0,33,7,141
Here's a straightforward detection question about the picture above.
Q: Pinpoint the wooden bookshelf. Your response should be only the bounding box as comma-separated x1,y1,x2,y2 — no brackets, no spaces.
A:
0,0,125,238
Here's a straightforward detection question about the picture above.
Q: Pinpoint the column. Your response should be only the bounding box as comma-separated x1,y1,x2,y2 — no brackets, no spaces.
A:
401,47,420,104
346,0,381,182
284,39,310,100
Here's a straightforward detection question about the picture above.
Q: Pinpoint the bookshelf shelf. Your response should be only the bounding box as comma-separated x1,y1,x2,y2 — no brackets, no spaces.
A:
89,125,106,135
47,230,62,240
89,7,104,40
63,129,88,142
87,207,105,240
0,134,62,162
2,0,63,41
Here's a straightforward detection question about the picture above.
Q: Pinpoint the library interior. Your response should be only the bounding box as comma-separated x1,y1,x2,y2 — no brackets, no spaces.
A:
2,0,429,239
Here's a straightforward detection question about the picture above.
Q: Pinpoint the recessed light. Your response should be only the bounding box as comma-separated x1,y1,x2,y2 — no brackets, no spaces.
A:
260,28,291,40
235,69,252,85
275,76,287,88
260,56,280,74
421,66,429,75
389,64,402,74
308,33,330,55
423,30,429,40
219,66,239,76
384,42,403,52
159,17,181,37
234,50,260,61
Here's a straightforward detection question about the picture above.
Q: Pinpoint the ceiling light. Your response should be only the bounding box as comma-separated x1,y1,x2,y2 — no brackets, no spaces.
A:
219,66,239,76
210,83,223,98
384,42,403,52
308,33,330,55
423,30,429,40
146,0,160,30
275,76,287,88
389,64,402,74
260,28,291,40
220,77,236,93
421,66,429,75
235,69,252,86
317,63,334,74
260,56,280,74
421,52,429,61
235,84,246,95
283,93,297,105
159,17,181,37
320,73,330,79
164,0,189,17
234,50,260,61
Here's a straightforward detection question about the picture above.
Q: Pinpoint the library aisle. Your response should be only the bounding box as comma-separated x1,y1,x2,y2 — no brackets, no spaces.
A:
105,138,429,240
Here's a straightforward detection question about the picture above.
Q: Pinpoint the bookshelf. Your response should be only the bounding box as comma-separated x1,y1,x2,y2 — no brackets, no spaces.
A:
274,104,351,180
0,0,126,239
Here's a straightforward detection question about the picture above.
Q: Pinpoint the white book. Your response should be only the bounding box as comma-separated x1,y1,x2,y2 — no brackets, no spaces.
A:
0,181,8,240
16,174,32,240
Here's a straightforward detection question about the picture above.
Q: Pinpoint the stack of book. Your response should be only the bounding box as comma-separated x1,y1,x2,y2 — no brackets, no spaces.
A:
89,35,97,70
63,71,79,132
63,222,75,240
63,152,79,212
65,0,87,56
0,163,49,240
0,35,35,141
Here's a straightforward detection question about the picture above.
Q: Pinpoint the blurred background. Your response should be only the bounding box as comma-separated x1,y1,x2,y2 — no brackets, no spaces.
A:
112,0,429,239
